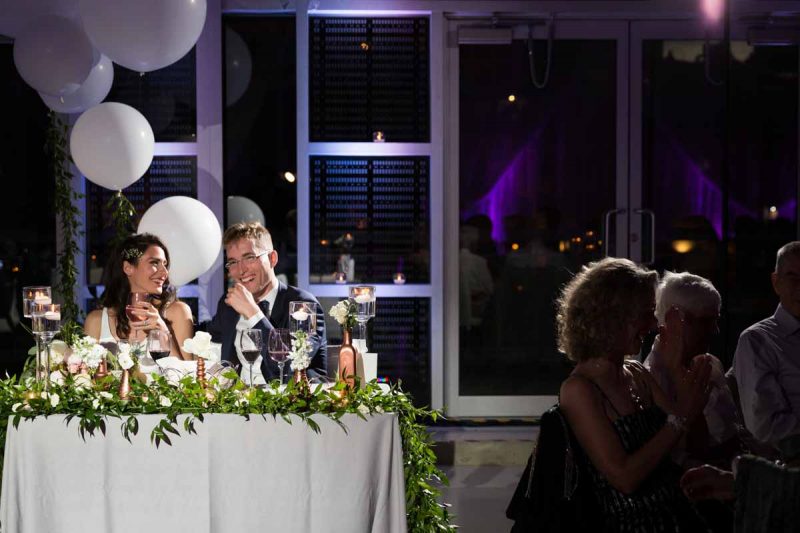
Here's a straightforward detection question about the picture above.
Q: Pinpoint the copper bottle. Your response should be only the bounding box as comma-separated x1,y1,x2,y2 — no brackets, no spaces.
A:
338,328,357,388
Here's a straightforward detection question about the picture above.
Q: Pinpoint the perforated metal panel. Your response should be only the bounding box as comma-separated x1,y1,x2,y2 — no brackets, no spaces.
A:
86,156,197,272
309,17,430,142
310,156,429,283
373,297,431,406
106,48,197,142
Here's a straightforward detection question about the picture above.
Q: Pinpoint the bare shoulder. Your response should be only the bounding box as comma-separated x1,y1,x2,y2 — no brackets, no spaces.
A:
560,374,597,411
84,309,102,338
165,300,193,321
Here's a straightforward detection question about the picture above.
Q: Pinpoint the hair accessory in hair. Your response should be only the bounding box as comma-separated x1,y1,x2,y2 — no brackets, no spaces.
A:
122,247,143,261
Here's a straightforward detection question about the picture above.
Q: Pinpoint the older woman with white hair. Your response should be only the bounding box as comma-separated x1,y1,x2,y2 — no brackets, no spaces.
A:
644,271,744,468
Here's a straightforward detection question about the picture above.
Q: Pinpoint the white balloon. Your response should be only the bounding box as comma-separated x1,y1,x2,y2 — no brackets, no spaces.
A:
138,197,222,287
225,28,252,107
70,102,154,190
40,55,113,114
13,14,94,96
227,196,265,227
0,0,79,38
78,0,207,73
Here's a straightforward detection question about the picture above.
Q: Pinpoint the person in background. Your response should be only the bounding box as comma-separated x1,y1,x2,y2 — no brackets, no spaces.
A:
644,271,744,468
84,233,194,359
732,241,800,447
558,258,712,532
203,222,326,384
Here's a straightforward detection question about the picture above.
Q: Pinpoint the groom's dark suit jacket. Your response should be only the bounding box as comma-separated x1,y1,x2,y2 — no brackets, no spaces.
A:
203,281,327,380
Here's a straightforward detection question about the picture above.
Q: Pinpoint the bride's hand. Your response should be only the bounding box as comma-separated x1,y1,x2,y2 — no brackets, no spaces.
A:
128,301,167,333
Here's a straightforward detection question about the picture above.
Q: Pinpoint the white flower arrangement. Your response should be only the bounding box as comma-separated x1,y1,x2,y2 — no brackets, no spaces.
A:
328,299,358,330
117,343,137,370
182,331,221,361
70,336,110,370
288,330,312,372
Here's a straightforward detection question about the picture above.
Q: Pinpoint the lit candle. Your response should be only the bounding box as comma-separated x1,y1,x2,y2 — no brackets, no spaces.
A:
34,293,51,305
334,272,347,284
44,311,61,321
291,310,310,321
392,273,406,285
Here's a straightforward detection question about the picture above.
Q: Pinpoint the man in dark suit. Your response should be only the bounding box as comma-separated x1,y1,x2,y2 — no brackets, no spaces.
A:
204,222,326,382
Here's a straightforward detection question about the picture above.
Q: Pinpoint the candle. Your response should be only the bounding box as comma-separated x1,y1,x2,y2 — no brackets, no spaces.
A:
334,272,347,284
34,294,52,305
354,294,373,304
392,273,406,285
291,310,309,321
44,311,61,321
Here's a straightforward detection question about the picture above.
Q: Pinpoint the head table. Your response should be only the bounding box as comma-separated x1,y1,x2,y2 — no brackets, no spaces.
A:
0,413,407,533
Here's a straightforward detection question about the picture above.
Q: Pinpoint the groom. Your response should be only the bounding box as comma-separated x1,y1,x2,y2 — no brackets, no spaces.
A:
204,222,327,382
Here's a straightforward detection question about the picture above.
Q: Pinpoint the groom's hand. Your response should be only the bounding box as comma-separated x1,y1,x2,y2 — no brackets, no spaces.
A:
225,283,260,319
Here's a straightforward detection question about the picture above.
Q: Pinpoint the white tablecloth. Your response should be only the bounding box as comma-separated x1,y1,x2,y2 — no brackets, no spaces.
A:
0,413,407,533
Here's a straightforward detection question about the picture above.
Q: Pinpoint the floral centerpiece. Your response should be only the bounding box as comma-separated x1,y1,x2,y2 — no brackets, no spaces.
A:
328,299,358,387
288,330,312,388
329,298,358,331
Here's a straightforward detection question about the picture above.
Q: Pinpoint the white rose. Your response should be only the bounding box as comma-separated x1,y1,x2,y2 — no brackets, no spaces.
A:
73,374,92,388
99,391,113,400
92,398,100,409
357,404,370,415
85,345,106,369
11,402,22,413
183,331,213,356
49,393,60,408
118,352,134,370
67,354,83,367
160,396,172,408
375,405,384,413
49,370,65,386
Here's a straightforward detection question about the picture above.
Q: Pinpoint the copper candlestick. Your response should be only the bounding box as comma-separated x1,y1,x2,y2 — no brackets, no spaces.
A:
196,357,207,389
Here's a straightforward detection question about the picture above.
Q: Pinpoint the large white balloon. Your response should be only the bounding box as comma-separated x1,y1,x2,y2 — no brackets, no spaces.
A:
138,197,222,287
225,28,252,107
78,0,207,73
13,15,94,96
227,196,265,227
70,102,154,190
0,0,79,38
40,54,113,114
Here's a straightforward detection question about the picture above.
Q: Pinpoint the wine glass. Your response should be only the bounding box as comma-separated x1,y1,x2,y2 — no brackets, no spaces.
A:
268,328,291,385
240,329,263,390
126,292,150,321
349,285,376,350
147,329,172,363
289,301,317,335
32,303,60,390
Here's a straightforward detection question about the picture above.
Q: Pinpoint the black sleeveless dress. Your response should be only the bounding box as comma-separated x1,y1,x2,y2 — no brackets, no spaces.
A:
584,398,709,533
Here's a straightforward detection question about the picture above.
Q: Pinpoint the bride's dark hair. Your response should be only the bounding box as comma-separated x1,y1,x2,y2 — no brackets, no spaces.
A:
100,233,177,339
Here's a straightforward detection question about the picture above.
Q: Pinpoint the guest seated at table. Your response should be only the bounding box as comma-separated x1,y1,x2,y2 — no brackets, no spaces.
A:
731,241,800,447
558,258,712,532
202,222,326,384
644,271,746,468
84,233,194,359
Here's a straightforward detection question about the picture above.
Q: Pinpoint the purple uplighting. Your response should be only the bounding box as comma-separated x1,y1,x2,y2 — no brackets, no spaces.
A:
463,130,544,243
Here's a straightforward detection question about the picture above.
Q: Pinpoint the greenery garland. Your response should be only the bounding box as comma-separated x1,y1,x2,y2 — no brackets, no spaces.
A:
107,190,137,253
45,112,84,344
0,376,456,532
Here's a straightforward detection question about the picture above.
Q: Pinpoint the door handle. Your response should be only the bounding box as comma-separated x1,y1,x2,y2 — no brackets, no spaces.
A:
602,209,626,258
634,208,655,265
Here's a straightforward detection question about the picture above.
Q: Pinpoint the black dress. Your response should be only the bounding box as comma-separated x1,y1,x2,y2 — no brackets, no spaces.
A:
584,397,710,533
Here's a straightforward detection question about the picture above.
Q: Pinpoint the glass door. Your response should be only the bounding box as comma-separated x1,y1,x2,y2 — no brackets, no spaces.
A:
630,20,799,363
444,20,630,416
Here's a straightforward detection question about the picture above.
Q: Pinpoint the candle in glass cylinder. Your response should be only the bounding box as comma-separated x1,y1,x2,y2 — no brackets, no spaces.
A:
392,273,406,285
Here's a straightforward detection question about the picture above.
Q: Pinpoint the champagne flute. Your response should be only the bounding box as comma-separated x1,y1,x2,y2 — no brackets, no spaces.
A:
268,328,291,385
240,329,263,391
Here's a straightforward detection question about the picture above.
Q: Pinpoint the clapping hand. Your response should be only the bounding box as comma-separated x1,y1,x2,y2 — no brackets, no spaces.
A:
675,354,713,422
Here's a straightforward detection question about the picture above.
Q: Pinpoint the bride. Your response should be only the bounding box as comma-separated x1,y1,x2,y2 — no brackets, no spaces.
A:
84,233,193,359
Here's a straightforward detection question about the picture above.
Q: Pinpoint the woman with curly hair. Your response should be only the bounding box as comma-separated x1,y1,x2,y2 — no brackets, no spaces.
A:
84,233,193,359
558,257,712,532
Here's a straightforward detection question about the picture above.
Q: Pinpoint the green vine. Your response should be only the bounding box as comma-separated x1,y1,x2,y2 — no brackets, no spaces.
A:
46,112,84,344
0,375,456,531
106,190,137,253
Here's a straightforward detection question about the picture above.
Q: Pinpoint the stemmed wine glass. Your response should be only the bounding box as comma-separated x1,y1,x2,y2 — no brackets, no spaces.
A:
240,329,263,391
126,291,150,326
268,328,291,385
349,285,376,351
147,329,172,372
31,303,60,391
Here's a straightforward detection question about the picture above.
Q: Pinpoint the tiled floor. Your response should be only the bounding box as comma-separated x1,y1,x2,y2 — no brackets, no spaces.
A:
439,465,525,532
